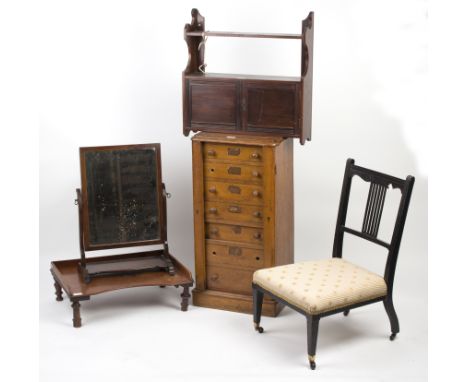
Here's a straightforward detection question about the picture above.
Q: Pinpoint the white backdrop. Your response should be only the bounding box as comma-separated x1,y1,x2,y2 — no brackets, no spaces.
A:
39,1,427,380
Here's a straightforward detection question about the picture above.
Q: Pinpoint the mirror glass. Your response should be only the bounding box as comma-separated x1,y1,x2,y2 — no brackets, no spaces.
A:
84,148,161,246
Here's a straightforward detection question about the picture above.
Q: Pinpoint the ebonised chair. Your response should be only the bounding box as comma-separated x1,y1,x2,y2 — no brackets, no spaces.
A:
252,158,415,369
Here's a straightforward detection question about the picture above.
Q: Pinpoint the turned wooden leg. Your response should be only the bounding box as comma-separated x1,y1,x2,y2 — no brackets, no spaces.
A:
54,280,63,301
71,300,82,328
180,285,191,311
253,286,264,333
307,315,320,370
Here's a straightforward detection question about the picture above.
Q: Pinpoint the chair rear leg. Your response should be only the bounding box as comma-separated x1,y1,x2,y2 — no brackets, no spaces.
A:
307,315,320,370
383,297,399,340
253,286,264,333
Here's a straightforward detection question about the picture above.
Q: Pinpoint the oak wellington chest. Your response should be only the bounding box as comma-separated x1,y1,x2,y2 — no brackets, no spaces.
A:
191,132,294,316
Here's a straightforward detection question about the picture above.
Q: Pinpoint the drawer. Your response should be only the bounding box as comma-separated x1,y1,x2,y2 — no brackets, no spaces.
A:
205,201,263,226
205,180,263,206
206,241,264,269
204,162,263,183
203,143,263,163
206,223,263,245
206,265,255,295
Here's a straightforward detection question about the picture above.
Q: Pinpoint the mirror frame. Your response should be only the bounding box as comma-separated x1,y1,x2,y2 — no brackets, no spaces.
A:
79,143,165,251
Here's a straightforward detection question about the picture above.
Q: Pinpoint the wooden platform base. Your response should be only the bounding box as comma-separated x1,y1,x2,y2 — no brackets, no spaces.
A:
50,251,193,327
192,289,283,317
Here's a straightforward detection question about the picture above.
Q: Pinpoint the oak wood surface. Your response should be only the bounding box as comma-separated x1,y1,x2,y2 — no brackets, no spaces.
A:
202,142,263,163
205,240,264,268
205,222,263,245
204,162,263,184
191,132,293,316
204,180,263,206
192,289,283,317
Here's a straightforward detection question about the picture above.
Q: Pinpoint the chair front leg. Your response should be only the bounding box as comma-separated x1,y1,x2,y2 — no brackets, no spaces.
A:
307,315,320,370
253,285,264,333
383,296,400,340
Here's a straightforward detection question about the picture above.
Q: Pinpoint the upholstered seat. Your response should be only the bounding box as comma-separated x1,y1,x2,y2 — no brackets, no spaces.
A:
253,258,387,315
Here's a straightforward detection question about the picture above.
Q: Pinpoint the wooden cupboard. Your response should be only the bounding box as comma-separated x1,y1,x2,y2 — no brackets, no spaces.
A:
182,9,314,144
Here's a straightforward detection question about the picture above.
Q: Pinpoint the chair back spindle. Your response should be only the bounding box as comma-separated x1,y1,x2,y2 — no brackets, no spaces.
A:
332,159,415,294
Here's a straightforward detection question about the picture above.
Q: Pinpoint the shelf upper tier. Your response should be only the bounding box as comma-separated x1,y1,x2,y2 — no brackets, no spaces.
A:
184,72,301,83
185,31,302,39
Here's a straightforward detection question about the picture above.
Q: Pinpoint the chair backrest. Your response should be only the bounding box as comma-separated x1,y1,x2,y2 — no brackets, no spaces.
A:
332,159,415,294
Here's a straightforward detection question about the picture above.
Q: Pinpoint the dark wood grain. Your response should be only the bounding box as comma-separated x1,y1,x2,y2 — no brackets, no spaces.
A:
182,9,314,144
50,252,194,327
185,31,302,39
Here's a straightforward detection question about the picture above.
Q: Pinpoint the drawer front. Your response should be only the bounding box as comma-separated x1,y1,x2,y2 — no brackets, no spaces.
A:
204,162,263,183
203,143,263,163
206,223,263,245
204,180,263,206
206,265,255,295
206,241,264,269
205,201,263,226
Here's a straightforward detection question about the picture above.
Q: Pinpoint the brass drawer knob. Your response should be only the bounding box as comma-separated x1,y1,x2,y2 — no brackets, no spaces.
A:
207,149,216,156
253,232,262,240
208,207,217,214
253,211,262,218
252,190,260,197
208,187,216,193
252,171,260,178
251,152,260,159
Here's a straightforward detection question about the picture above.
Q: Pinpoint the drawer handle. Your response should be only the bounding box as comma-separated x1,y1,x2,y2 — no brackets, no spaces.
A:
228,205,241,213
252,171,260,178
228,166,241,175
210,274,219,281
229,247,242,256
208,207,218,214
232,226,242,234
228,185,241,194
253,232,262,240
207,149,216,157
208,186,216,193
252,190,260,197
251,152,260,159
228,148,240,156
253,211,262,218
209,228,219,235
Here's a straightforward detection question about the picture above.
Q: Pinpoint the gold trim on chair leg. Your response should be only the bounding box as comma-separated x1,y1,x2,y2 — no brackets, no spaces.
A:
308,354,316,362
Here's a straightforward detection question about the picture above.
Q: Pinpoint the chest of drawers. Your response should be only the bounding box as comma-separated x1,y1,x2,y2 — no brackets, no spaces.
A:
191,132,294,316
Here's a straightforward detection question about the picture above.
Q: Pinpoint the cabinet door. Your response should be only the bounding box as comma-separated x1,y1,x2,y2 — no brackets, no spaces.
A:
242,82,299,135
186,80,240,132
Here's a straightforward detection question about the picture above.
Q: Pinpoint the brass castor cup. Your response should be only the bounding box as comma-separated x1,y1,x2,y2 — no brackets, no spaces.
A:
308,355,316,370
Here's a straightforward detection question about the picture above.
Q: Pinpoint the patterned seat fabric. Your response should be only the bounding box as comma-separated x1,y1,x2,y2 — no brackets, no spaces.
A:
253,258,387,315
